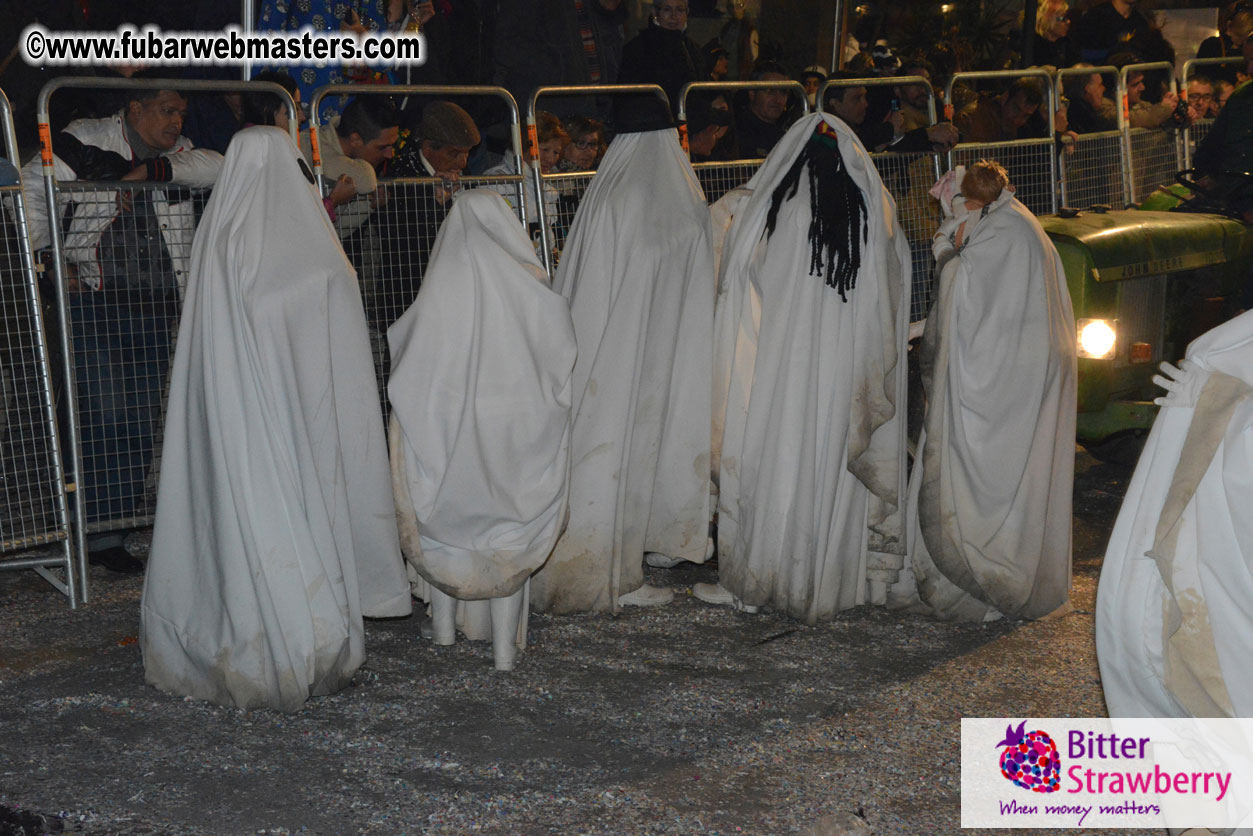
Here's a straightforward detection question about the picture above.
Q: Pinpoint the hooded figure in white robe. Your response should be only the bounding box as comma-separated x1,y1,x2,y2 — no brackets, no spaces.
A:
529,98,714,613
1097,310,1253,721
890,164,1075,622
700,114,909,624
140,127,411,712
387,190,576,670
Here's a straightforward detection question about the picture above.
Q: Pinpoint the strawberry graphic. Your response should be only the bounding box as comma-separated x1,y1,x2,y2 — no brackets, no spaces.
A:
996,721,1061,793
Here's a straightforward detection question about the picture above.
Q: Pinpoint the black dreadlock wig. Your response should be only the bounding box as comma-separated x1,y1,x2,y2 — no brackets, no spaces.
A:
764,120,867,302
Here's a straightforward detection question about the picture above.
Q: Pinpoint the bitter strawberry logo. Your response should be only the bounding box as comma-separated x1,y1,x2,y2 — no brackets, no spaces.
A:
996,721,1061,793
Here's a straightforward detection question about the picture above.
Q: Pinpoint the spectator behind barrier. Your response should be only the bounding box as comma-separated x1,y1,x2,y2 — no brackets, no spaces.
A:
369,101,480,329
1124,67,1178,129
1187,76,1216,123
735,60,791,158
955,78,1045,143
298,94,400,240
618,0,704,116
687,95,733,161
557,116,608,172
799,65,828,111
1072,0,1158,65
1197,5,1253,85
1192,37,1253,220
1034,0,1077,69
826,71,958,153
1062,67,1117,133
18,77,224,575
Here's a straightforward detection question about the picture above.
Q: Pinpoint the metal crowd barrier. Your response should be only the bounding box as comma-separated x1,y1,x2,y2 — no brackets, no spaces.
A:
528,84,671,277
946,69,1059,216
1056,65,1126,209
1180,57,1243,170
1118,61,1183,204
0,87,78,605
679,79,809,204
35,77,298,600
818,75,943,320
310,84,528,420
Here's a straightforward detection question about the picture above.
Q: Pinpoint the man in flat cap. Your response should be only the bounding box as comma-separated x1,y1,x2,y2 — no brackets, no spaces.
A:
373,101,481,328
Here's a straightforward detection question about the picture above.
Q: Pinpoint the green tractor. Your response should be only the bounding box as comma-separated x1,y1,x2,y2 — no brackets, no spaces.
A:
1039,207,1253,460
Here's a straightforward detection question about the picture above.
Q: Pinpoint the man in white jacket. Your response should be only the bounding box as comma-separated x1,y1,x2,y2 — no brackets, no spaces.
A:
21,80,222,573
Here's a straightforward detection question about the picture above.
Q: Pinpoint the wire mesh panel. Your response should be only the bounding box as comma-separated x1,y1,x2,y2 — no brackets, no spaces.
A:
1060,130,1126,208
51,181,195,535
871,150,942,320
0,181,75,593
1185,117,1214,169
1127,126,1181,202
693,160,762,205
950,140,1057,216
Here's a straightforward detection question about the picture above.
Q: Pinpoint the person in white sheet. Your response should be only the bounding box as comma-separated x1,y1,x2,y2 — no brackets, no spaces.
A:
387,190,577,671
140,127,411,712
1097,310,1253,721
696,113,909,623
529,96,715,613
889,161,1075,622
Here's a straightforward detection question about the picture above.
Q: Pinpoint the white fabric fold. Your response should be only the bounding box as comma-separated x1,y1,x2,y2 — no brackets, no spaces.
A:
714,113,909,624
140,127,410,713
893,188,1076,621
387,190,576,641
1097,310,1253,720
530,128,715,613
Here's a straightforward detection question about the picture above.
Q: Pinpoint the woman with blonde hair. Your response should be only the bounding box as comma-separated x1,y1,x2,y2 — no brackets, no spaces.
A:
1033,0,1075,69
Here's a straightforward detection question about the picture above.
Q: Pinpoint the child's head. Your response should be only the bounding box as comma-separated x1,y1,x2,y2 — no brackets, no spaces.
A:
960,159,1010,208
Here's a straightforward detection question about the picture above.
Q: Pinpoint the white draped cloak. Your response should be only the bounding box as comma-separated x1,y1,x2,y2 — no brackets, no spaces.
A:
387,190,576,636
899,190,1076,621
715,113,909,624
140,127,411,712
530,128,715,613
1097,310,1253,720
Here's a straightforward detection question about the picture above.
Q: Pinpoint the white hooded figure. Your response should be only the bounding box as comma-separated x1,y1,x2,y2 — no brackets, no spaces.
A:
387,190,577,671
890,161,1075,622
529,97,715,613
1097,310,1253,721
697,113,910,623
140,127,411,712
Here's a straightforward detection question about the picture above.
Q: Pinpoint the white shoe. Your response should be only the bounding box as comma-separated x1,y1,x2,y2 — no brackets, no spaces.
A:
692,582,759,613
617,583,675,607
644,552,685,569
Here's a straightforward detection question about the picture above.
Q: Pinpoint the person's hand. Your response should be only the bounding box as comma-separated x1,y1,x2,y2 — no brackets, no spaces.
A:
329,174,356,207
1054,106,1069,133
340,8,369,36
412,0,435,24
1153,359,1210,408
369,185,388,209
926,122,959,151
433,171,460,204
1160,90,1179,111
885,108,905,137
1059,129,1079,155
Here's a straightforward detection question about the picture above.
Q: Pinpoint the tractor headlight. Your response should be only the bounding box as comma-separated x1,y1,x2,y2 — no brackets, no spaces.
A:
1077,318,1117,359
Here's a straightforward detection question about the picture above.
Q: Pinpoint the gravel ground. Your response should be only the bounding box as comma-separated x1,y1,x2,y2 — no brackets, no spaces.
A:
0,449,1143,836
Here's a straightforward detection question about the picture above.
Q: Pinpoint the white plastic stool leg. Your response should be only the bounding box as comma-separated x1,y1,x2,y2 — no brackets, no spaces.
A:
429,586,457,646
489,589,524,671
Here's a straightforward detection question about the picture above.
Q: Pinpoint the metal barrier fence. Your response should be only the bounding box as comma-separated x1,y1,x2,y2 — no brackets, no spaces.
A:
1120,62,1183,204
946,69,1059,217
35,78,299,599
0,87,78,605
1057,66,1126,208
1180,57,1243,169
310,84,529,422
